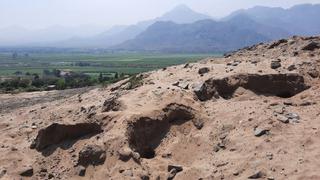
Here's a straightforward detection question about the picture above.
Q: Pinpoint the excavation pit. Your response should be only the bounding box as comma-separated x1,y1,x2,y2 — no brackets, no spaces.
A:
195,73,310,101
127,104,196,159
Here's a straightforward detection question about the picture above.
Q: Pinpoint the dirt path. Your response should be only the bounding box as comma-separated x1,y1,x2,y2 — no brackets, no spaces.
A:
0,87,94,113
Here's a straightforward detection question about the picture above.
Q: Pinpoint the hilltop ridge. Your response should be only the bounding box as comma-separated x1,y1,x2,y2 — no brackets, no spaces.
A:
0,36,320,179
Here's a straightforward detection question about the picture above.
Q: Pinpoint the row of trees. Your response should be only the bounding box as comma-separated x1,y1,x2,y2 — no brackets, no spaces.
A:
1,70,125,93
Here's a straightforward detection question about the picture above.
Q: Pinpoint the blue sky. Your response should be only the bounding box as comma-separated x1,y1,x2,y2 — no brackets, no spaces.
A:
0,0,319,29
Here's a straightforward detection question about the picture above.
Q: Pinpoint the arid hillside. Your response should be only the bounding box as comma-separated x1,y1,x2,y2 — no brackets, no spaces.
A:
0,36,320,180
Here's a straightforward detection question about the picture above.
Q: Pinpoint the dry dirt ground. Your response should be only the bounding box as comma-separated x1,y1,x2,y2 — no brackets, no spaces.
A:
0,36,320,180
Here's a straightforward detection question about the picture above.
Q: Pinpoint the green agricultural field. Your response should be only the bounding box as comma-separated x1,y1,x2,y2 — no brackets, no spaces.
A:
0,52,222,77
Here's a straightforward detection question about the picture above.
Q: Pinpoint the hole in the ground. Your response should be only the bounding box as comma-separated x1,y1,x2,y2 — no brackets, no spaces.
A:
195,73,310,101
127,104,195,159
31,122,103,152
127,117,169,159
141,147,156,159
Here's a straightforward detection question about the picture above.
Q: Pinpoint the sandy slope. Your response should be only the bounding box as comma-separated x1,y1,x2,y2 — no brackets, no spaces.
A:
0,36,320,180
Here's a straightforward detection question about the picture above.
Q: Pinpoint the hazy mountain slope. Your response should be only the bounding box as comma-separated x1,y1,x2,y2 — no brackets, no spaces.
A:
224,4,320,36
113,15,289,53
54,5,212,48
0,4,211,48
156,4,211,23
0,25,108,47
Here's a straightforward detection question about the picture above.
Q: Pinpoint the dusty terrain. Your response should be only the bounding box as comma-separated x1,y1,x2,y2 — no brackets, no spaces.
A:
0,36,320,180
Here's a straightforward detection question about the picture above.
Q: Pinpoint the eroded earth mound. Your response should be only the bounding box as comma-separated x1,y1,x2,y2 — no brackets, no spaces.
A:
0,36,320,179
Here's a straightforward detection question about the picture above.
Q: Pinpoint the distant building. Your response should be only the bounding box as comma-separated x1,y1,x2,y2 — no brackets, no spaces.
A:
47,85,56,90
59,70,72,77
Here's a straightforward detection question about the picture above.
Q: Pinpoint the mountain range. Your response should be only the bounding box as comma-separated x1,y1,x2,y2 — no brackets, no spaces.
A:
1,4,320,52
113,3,320,53
50,5,212,48
113,14,291,53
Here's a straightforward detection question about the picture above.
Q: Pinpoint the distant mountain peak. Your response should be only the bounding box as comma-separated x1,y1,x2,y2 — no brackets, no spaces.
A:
159,4,211,24
171,4,193,12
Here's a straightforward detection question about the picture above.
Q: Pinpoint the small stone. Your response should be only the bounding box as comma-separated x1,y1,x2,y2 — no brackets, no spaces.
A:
216,162,229,167
167,169,177,180
277,115,289,123
213,146,220,152
19,167,33,177
217,142,226,149
132,152,141,162
273,106,285,114
167,165,183,180
173,81,189,90
198,67,210,75
251,60,258,64
161,152,172,158
40,168,47,173
286,113,300,123
271,61,281,69
232,62,239,66
286,113,299,119
269,102,279,106
48,173,54,179
179,82,189,90
287,65,296,71
77,166,86,176
248,171,264,179
192,118,204,129
266,153,273,160
168,165,183,172
233,171,240,176
0,168,7,178
254,128,269,137
118,147,132,161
